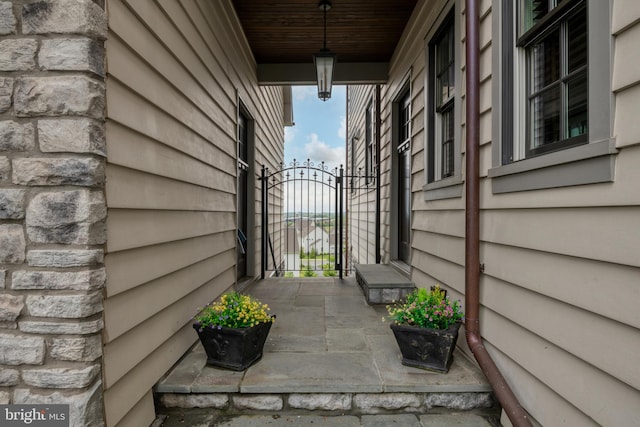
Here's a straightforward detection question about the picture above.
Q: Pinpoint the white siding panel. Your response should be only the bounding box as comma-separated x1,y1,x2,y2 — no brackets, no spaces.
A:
482,243,640,330
612,21,640,92
614,85,640,148
482,308,640,427
481,274,640,391
481,208,640,267
612,0,640,34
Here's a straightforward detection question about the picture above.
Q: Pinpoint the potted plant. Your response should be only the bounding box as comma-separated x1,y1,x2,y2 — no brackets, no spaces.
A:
193,292,275,371
386,285,464,373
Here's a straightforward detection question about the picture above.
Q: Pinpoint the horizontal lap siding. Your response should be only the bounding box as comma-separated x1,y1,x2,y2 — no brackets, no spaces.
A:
346,86,378,265
103,0,284,425
384,1,640,426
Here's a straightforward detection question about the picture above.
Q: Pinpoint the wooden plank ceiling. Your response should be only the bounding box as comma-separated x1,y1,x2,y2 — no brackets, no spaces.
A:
231,0,419,64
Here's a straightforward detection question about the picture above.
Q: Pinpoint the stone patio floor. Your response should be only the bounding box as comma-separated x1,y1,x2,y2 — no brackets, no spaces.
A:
156,277,493,397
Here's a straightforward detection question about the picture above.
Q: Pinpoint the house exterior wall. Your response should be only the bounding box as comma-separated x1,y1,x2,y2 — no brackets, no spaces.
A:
103,0,284,426
345,85,379,268
0,1,108,426
348,0,640,425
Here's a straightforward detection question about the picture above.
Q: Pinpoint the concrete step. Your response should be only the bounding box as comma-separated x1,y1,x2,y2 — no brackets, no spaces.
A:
154,412,499,427
355,264,415,304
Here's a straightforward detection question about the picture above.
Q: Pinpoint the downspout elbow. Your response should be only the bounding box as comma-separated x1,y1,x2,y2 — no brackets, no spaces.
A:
465,1,533,426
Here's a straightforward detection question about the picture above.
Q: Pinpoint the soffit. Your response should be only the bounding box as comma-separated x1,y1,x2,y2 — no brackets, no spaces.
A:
231,0,418,65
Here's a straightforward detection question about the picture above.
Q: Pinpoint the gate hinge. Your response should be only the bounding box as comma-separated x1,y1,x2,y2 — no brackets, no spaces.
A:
479,263,485,273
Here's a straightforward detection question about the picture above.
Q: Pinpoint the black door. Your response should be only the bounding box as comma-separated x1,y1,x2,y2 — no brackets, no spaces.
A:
237,112,249,279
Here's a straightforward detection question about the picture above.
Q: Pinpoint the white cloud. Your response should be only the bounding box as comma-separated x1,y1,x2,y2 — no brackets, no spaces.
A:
292,86,316,101
284,126,297,144
304,134,346,170
337,116,346,139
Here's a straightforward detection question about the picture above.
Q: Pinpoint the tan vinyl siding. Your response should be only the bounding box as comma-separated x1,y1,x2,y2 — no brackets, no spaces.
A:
346,85,378,266
349,0,640,426
103,0,284,425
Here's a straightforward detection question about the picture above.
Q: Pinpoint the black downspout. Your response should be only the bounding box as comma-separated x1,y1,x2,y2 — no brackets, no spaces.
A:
260,165,267,279
464,1,533,426
375,84,382,263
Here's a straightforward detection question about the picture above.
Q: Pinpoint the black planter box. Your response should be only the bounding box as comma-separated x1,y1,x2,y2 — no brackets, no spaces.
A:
390,322,461,373
193,319,273,371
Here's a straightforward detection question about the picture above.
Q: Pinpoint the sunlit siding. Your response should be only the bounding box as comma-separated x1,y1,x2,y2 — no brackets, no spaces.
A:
102,1,284,425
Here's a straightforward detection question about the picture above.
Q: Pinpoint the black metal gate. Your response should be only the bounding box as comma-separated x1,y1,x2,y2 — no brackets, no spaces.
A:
260,160,378,280
261,160,343,279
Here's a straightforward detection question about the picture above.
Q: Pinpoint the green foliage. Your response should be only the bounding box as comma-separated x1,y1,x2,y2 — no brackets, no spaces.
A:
322,263,337,277
195,292,273,330
284,271,294,277
386,285,463,330
309,248,317,259
301,266,317,277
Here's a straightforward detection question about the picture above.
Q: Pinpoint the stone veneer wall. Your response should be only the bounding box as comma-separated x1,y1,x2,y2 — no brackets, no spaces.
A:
0,1,107,426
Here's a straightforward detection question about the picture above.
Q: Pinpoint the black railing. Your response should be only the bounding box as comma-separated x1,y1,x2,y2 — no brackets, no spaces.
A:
261,160,377,280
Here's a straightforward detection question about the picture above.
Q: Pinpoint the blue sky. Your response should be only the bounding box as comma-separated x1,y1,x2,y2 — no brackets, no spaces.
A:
284,85,346,172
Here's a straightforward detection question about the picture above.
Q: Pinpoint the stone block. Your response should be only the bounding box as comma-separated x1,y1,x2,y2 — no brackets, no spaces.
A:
0,77,12,112
355,264,415,305
160,393,229,409
19,318,103,335
288,393,352,411
424,392,493,410
354,393,422,414
38,119,106,156
27,249,104,268
0,189,26,219
26,190,106,245
23,364,100,389
0,120,35,151
0,294,24,322
0,269,5,288
39,38,104,76
0,333,45,365
0,391,9,404
26,291,103,318
0,224,25,264
22,0,107,39
0,321,17,329
12,269,106,291
0,39,37,71
232,395,283,411
14,381,104,427
12,157,104,186
0,156,9,180
0,367,19,386
0,1,15,35
49,335,102,362
14,76,105,118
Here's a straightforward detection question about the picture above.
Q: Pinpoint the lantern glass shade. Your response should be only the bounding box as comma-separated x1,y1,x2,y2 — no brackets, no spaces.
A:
314,50,336,101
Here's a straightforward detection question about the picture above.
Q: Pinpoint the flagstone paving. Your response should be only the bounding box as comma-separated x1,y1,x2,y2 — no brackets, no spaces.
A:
155,277,498,425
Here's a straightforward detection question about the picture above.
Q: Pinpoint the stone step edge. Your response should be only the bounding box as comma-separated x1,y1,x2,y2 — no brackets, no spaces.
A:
156,391,496,415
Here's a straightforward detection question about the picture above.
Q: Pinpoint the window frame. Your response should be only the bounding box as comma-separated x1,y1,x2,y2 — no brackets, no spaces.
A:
365,100,376,184
423,1,463,201
390,77,413,267
490,0,616,194
236,98,256,282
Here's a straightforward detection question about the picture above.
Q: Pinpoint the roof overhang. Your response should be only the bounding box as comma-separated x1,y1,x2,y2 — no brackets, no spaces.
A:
257,62,389,85
231,0,418,85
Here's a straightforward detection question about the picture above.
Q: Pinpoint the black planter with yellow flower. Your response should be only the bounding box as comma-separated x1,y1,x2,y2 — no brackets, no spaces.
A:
386,285,464,373
193,292,274,371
